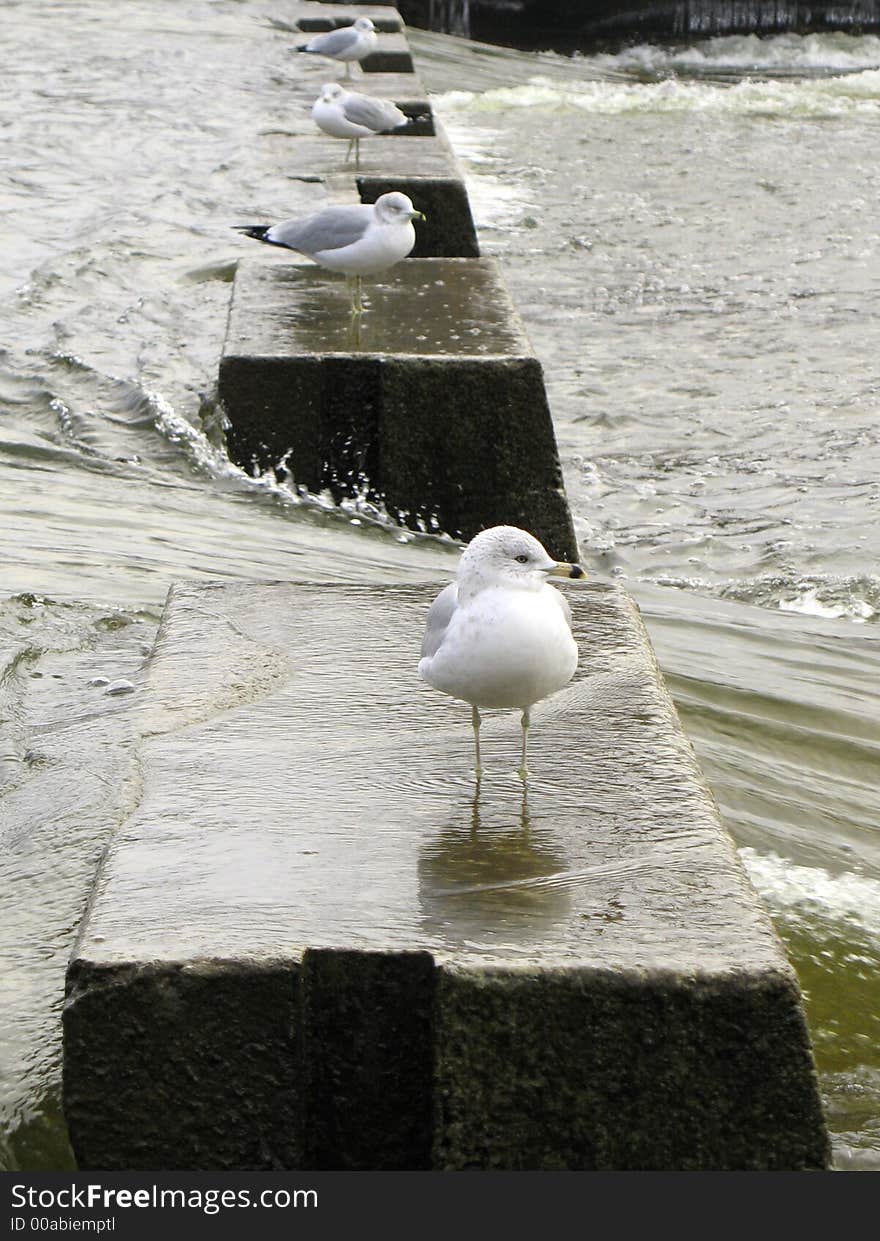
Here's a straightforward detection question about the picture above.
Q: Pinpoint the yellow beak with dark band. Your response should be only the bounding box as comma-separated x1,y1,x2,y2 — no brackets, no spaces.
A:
548,562,586,579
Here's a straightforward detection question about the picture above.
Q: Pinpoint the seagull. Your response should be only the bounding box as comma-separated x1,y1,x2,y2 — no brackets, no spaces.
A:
296,18,378,78
312,82,409,168
419,526,586,780
235,191,425,314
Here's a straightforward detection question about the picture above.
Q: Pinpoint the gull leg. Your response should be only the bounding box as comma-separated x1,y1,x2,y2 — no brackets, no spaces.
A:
347,276,362,317
344,139,354,164
518,708,530,781
355,136,360,169
345,61,352,79
472,704,482,778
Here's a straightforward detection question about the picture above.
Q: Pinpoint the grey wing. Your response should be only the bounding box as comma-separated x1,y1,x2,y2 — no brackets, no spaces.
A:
269,205,371,254
306,27,359,55
343,94,408,133
421,582,458,659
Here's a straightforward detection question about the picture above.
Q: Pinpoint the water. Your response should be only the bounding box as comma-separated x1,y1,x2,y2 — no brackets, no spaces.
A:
1,1,878,1169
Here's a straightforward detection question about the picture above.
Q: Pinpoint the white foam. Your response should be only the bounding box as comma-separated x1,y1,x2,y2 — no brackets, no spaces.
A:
740,848,880,936
592,33,880,76
434,68,880,119
778,587,876,623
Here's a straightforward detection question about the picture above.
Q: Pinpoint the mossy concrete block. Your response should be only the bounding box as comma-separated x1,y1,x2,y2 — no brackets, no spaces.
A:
62,579,829,1170
434,965,829,1171
219,257,577,557
63,960,303,1171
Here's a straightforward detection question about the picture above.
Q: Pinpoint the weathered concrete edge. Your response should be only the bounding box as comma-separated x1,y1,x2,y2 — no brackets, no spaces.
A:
63,956,304,1171
63,952,830,1171
432,961,831,1171
217,351,579,556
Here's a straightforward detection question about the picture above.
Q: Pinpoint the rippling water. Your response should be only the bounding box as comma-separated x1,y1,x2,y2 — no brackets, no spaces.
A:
1,2,878,1169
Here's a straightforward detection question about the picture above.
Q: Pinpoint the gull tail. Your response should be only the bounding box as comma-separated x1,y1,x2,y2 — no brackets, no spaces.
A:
386,110,432,135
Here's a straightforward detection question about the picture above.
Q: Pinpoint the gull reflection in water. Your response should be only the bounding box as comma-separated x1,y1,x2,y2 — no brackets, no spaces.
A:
417,781,573,950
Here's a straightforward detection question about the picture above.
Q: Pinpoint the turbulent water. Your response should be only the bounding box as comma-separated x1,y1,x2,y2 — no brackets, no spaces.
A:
1,2,878,1169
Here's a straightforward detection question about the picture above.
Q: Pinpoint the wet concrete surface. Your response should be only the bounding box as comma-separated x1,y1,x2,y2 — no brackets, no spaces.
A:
63,579,830,1169
224,256,525,355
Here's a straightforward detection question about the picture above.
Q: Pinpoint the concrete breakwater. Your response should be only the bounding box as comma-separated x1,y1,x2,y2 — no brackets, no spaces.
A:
216,2,578,551
61,3,831,1169
63,581,830,1169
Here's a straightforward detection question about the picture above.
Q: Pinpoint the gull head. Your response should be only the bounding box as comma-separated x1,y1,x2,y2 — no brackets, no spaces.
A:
319,83,346,103
373,191,427,224
353,17,376,31
459,525,585,595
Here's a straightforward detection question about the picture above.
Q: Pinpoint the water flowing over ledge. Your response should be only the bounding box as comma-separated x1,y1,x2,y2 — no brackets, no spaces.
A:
402,0,880,51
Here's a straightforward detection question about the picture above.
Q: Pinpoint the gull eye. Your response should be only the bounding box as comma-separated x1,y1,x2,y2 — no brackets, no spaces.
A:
515,554,529,564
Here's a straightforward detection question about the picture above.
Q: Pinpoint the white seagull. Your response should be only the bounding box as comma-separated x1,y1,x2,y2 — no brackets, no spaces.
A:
312,82,409,167
235,191,425,313
297,18,378,77
419,526,585,779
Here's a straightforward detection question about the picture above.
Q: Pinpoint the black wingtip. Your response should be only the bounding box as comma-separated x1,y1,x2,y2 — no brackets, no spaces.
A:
233,225,272,243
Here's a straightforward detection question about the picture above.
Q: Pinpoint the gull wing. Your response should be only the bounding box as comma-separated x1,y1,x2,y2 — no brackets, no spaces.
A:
343,94,407,133
267,204,372,254
305,27,361,55
421,582,458,659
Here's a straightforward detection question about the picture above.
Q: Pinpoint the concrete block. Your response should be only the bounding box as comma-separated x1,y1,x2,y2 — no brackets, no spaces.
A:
218,257,577,557
64,959,303,1170
435,966,830,1171
62,579,830,1170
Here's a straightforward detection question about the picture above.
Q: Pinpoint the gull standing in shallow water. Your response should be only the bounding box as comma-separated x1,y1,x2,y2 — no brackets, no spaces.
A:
296,18,378,77
235,191,425,314
419,526,585,779
312,82,409,168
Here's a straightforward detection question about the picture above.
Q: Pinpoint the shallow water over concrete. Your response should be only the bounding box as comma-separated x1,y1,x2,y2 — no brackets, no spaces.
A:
225,257,530,355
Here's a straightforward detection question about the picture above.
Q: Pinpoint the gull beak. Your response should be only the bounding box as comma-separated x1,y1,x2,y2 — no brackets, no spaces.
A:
411,210,427,222
547,561,586,580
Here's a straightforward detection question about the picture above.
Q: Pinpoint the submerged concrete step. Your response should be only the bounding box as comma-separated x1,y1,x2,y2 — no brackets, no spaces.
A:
218,256,578,557
62,579,829,1170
